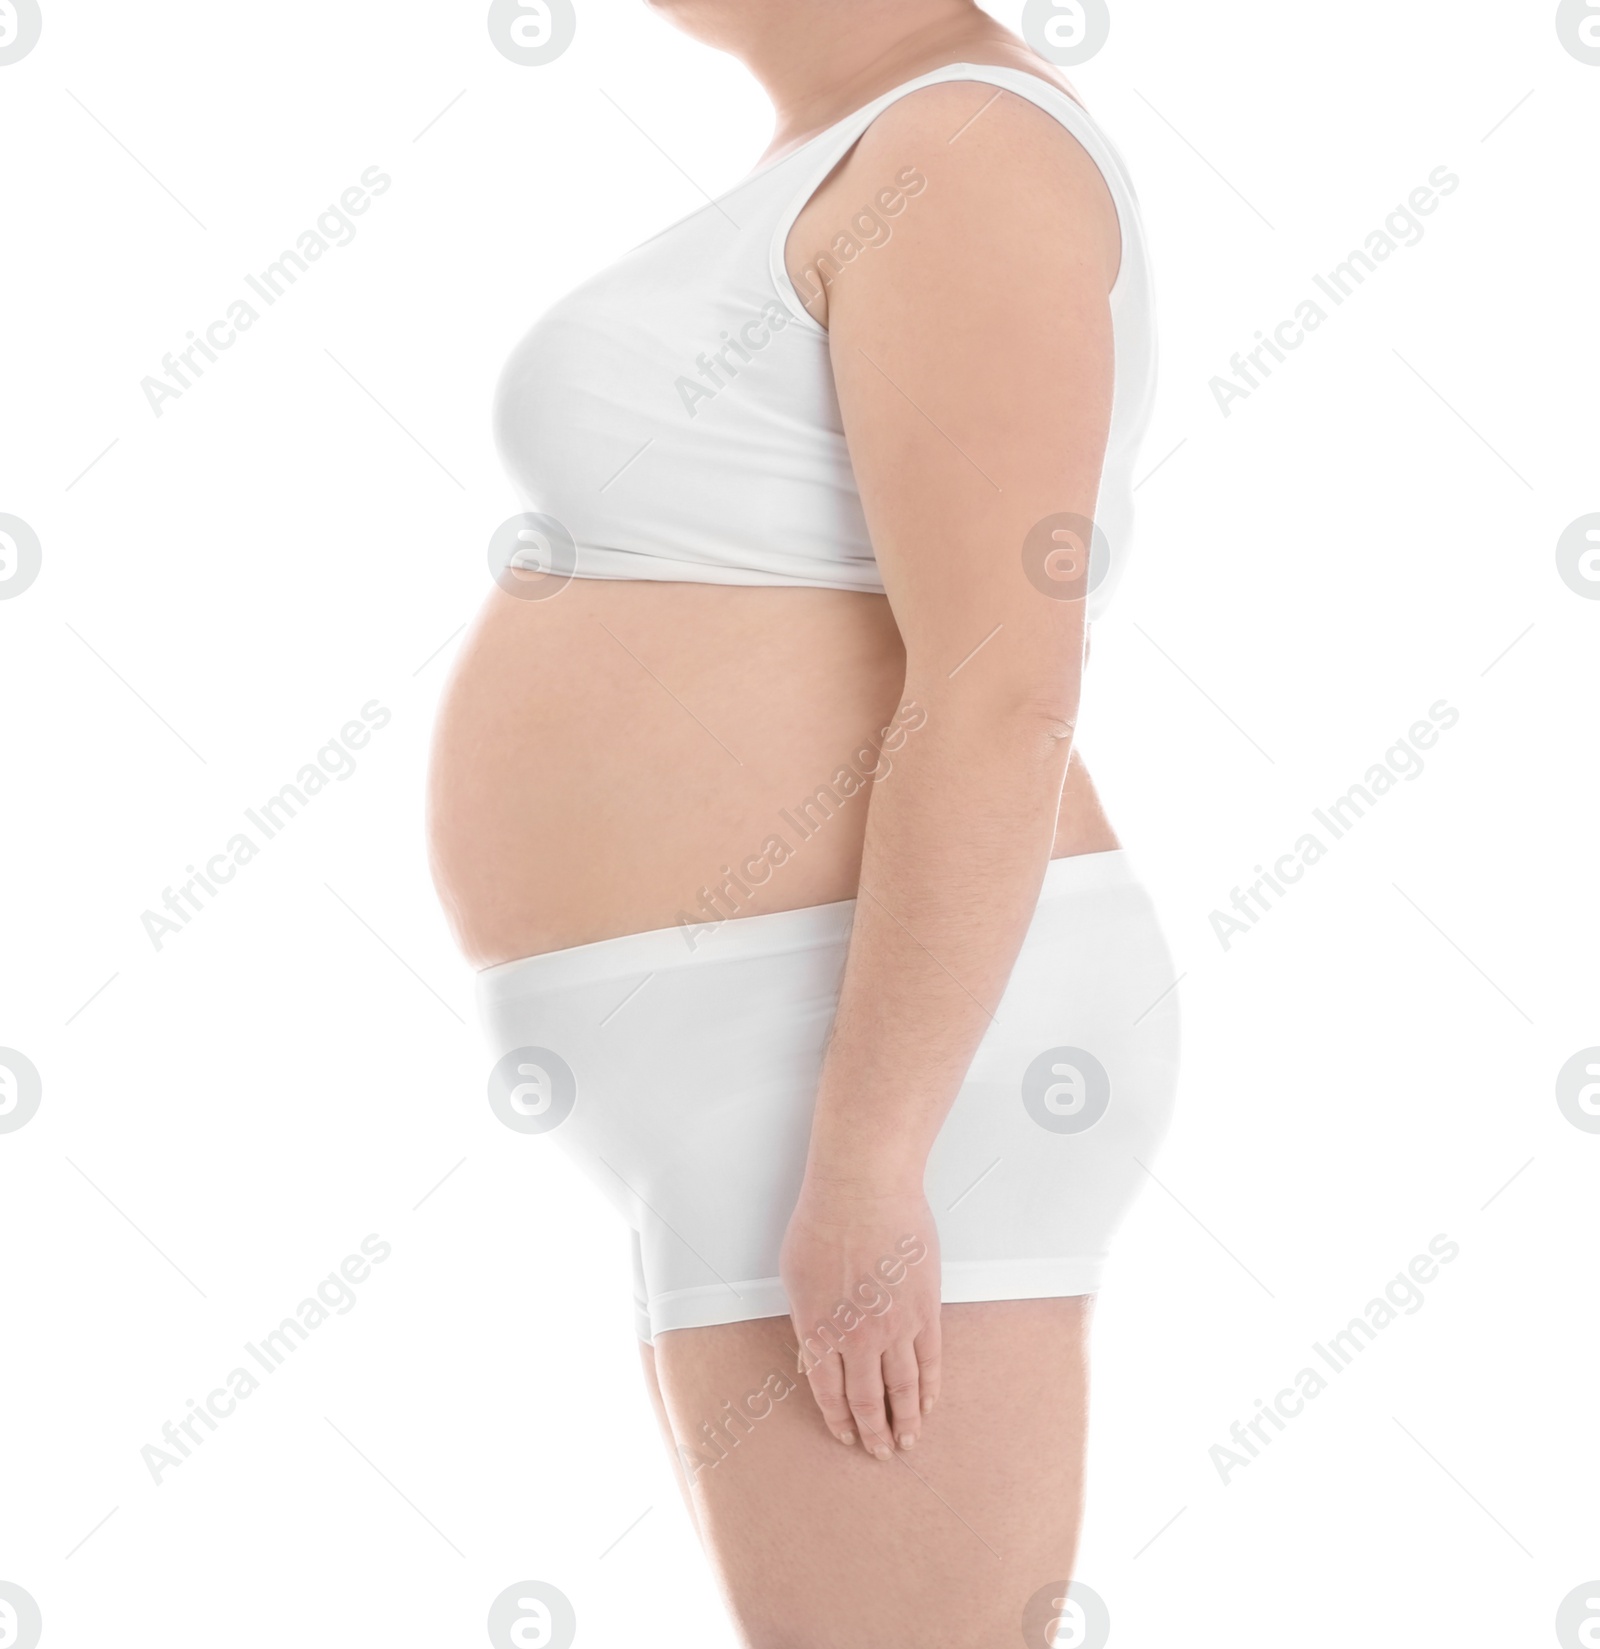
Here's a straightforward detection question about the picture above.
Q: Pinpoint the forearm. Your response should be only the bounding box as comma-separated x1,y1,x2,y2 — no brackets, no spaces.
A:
804,682,1076,1194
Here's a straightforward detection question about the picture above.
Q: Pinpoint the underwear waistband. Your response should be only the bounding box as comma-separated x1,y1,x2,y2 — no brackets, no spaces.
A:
475,848,1142,1002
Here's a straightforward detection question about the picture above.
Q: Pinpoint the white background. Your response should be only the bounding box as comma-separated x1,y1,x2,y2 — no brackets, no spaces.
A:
2,0,1597,1644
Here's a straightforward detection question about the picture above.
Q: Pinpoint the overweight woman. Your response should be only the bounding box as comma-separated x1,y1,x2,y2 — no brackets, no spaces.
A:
428,1,1178,1641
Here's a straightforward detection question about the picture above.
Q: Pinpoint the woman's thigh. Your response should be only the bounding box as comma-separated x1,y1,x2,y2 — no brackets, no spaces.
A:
647,1297,1094,1649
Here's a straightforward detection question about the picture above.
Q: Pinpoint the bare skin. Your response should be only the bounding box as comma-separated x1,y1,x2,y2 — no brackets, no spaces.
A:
642,1301,1092,1648
428,0,1127,1640
427,580,1113,964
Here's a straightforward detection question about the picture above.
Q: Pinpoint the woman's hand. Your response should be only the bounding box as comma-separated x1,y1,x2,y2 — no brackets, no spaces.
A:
778,1177,942,1458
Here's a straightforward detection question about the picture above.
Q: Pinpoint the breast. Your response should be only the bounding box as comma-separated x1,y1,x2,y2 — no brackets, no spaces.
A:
490,213,882,591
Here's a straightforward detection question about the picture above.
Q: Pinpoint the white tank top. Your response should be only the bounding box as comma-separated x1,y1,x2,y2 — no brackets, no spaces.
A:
492,62,1157,622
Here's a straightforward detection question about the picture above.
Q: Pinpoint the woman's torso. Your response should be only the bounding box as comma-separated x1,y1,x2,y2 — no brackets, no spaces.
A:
428,53,1156,969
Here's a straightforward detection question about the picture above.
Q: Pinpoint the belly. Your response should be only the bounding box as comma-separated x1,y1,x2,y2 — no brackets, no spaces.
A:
427,578,1116,968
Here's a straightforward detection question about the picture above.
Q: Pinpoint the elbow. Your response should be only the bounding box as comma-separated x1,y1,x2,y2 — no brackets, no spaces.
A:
989,677,1082,739
1029,706,1079,745
1011,699,1080,749
903,643,1082,749
905,675,1081,750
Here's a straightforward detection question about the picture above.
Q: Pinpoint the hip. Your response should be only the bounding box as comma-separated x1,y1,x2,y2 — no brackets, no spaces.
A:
476,845,1180,1135
475,845,1181,1337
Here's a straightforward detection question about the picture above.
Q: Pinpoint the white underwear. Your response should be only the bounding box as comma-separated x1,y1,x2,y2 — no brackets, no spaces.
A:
475,849,1180,1342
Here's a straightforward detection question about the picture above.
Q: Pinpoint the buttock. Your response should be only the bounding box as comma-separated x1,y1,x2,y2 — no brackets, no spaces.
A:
475,848,1180,1342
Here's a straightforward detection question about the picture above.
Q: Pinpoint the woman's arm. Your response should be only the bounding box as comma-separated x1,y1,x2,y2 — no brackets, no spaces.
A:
777,81,1122,1458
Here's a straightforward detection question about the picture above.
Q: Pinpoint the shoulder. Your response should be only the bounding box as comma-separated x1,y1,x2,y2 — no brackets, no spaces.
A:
786,73,1122,328
850,72,1097,176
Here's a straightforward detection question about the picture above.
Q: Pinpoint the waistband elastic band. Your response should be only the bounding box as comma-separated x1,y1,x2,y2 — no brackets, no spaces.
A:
475,847,1138,1000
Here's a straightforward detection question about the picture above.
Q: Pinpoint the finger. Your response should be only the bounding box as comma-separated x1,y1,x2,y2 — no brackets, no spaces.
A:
881,1340,922,1449
843,1349,893,1460
798,1335,856,1446
914,1316,942,1416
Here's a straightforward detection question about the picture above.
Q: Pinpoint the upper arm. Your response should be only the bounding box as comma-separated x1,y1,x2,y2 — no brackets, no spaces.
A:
785,83,1121,720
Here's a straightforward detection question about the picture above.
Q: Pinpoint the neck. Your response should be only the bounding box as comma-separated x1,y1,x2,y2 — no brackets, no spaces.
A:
661,0,1012,158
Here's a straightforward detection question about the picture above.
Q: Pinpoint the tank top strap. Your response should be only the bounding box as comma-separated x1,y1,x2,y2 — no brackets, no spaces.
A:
760,61,1143,331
